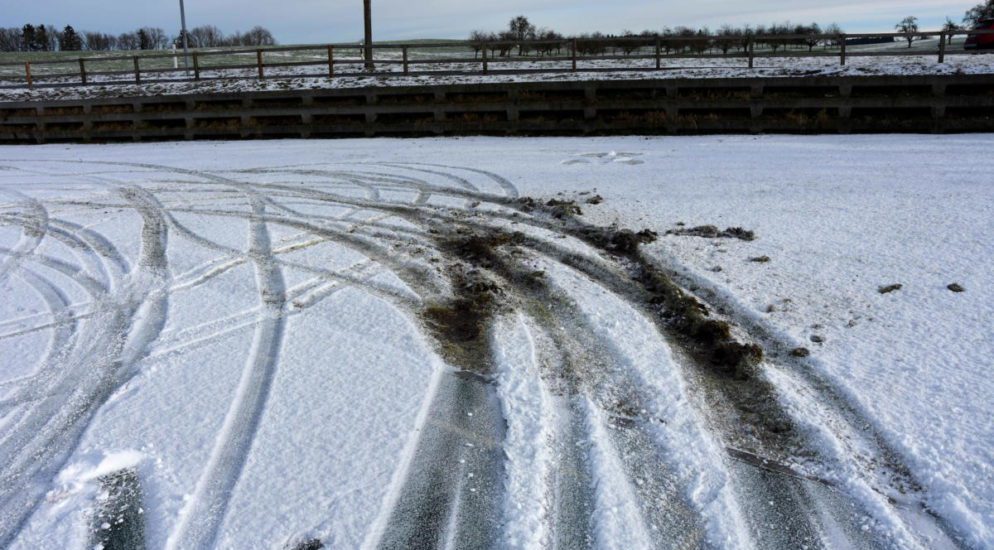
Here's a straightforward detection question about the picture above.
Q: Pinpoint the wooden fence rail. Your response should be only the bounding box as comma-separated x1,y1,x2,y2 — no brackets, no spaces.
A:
1,30,993,90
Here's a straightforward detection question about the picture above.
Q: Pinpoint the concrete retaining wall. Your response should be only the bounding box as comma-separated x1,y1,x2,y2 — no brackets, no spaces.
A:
2,74,993,143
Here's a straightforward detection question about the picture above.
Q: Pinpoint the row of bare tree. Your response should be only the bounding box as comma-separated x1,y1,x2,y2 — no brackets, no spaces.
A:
0,24,276,52
469,17,851,58
470,3,994,58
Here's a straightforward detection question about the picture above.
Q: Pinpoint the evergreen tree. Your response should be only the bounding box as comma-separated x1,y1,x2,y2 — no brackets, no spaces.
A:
34,23,50,51
60,25,82,51
138,28,151,50
21,24,35,51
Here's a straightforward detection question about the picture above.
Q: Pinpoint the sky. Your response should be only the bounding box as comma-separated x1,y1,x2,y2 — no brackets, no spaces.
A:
1,0,980,43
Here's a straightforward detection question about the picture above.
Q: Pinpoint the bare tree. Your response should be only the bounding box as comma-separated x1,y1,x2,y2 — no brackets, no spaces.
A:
896,16,919,48
84,31,116,51
141,27,169,50
823,23,844,47
496,30,515,57
765,23,790,53
117,31,139,50
468,30,488,58
801,23,822,51
716,24,737,54
244,26,276,46
189,25,224,48
0,28,22,52
535,28,563,56
509,15,536,55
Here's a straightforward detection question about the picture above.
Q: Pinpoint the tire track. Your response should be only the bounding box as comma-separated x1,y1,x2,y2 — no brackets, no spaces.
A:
0,267,78,412
0,185,168,548
0,191,48,286
166,197,287,550
0,158,962,549
648,252,965,547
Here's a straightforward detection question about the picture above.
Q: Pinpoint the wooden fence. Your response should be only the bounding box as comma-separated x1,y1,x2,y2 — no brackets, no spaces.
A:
1,30,993,90
2,74,993,143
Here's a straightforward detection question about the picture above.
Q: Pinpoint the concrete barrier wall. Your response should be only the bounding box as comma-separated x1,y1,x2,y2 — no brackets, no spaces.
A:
1,74,993,143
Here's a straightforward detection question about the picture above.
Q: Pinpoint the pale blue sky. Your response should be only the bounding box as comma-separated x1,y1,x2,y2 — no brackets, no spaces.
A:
1,0,979,43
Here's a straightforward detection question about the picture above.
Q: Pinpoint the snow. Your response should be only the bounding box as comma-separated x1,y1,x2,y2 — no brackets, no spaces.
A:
2,51,992,103
0,135,992,548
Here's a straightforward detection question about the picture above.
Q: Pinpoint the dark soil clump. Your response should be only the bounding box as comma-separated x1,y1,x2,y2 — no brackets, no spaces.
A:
510,196,765,379
947,283,965,293
666,225,757,241
878,284,903,294
545,199,583,219
790,347,811,358
634,267,763,378
423,232,521,373
580,227,659,254
585,194,604,205
749,256,771,263
515,197,539,212
441,231,525,269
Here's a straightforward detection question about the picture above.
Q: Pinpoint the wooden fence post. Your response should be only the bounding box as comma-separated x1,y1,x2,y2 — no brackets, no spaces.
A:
571,39,578,72
482,43,488,73
402,46,409,74
327,45,335,77
840,34,847,66
748,39,754,68
24,62,32,88
133,56,141,84
655,38,661,69
938,32,947,63
257,49,265,79
193,52,200,80
78,58,87,84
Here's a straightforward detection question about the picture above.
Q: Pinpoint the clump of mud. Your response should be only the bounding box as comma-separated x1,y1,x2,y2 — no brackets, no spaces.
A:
515,197,539,211
878,284,903,294
423,265,504,373
748,255,771,263
637,268,762,378
514,197,765,379
545,199,583,219
947,283,965,293
440,230,525,268
666,225,756,241
580,227,658,254
421,230,525,373
585,194,604,205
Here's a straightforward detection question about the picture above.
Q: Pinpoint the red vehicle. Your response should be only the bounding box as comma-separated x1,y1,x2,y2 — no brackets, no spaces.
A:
964,19,994,50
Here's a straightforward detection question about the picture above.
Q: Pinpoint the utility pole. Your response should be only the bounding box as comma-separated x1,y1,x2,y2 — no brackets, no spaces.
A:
179,0,190,73
363,0,374,70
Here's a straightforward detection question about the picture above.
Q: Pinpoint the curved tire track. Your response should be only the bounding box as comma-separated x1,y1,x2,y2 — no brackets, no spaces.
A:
0,158,963,550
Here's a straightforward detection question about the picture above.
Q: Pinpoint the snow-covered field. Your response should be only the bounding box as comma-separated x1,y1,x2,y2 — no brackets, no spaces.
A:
0,135,991,549
2,49,992,103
